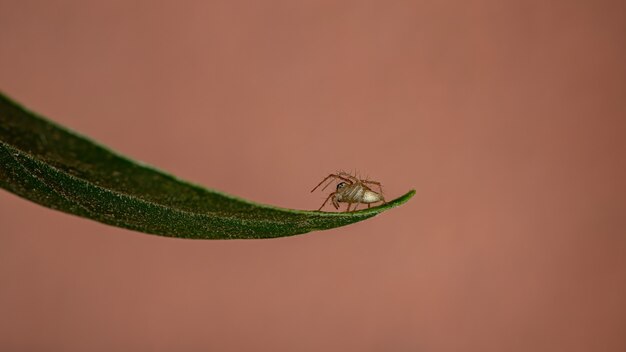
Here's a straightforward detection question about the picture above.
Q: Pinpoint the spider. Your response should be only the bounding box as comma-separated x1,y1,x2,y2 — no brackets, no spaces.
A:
311,172,386,212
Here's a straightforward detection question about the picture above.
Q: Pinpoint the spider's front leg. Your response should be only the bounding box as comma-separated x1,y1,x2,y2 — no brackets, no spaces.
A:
310,174,353,193
318,191,337,211
338,171,360,183
332,194,341,209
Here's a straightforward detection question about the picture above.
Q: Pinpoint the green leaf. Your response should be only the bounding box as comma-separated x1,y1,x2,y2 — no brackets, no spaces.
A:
0,92,415,239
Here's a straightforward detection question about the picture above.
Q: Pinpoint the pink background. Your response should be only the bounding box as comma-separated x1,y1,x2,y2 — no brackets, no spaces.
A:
1,1,625,351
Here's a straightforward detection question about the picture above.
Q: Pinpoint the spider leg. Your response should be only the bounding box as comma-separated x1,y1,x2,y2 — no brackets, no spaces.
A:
346,203,352,212
353,203,359,212
311,175,337,193
332,196,340,209
318,192,337,211
311,174,353,193
321,175,352,191
338,171,360,183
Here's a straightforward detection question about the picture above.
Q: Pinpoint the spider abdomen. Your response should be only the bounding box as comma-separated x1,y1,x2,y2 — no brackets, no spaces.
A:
337,184,382,204
361,189,383,203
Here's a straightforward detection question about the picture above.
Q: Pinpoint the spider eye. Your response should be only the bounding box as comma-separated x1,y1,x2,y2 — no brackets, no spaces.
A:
336,182,346,190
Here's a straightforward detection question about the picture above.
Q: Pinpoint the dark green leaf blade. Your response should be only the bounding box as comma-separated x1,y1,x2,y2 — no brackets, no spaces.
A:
0,92,415,239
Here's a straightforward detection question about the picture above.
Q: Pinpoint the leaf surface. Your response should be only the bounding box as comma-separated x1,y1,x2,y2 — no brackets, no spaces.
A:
0,93,414,239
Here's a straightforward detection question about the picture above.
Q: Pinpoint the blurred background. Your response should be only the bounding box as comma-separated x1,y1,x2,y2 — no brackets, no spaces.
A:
1,1,625,351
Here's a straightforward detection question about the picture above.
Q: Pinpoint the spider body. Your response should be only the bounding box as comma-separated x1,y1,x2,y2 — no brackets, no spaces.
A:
311,172,386,212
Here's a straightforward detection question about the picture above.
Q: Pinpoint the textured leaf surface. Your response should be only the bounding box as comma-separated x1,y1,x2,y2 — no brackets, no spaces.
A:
0,93,415,239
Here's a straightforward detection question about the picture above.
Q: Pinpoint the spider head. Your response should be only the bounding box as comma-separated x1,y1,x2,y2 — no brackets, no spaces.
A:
336,182,347,190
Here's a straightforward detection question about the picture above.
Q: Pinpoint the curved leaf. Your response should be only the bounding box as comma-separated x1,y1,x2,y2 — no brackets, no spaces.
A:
0,92,415,239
